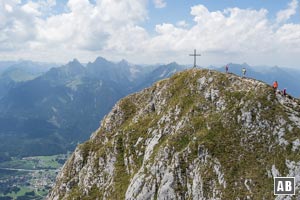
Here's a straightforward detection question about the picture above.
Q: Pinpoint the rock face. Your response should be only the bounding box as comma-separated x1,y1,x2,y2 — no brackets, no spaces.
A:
48,69,300,199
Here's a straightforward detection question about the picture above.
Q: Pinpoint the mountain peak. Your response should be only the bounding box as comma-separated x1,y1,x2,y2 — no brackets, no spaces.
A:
48,69,300,199
70,58,80,64
94,56,110,65
65,58,84,72
167,61,179,66
66,58,82,67
118,59,129,66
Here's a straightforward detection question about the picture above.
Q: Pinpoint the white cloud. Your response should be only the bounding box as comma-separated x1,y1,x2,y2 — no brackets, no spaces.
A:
177,20,188,27
276,0,298,23
21,1,41,16
147,6,273,57
0,0,58,52
37,0,57,15
35,0,148,52
4,4,13,13
153,0,166,8
46,0,56,7
276,24,300,50
142,4,300,66
0,0,40,50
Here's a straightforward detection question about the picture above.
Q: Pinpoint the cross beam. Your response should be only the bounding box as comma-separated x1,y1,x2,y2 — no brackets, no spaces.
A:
189,49,201,68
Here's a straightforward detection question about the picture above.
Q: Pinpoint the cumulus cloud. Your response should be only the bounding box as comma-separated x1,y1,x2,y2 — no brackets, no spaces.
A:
35,0,148,52
177,20,188,27
276,0,298,23
46,0,56,7
21,1,41,16
0,0,40,50
0,0,58,52
4,4,13,13
0,0,147,63
143,4,300,66
145,5,275,63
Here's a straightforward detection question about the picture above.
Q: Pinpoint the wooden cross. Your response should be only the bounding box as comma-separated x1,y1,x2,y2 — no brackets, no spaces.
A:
189,49,201,68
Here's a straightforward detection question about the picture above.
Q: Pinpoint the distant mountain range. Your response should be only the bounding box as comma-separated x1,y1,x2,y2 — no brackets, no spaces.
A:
0,61,58,99
0,58,299,161
0,58,185,161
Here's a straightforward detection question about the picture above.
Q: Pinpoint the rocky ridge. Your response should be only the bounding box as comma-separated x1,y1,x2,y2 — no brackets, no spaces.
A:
48,69,300,199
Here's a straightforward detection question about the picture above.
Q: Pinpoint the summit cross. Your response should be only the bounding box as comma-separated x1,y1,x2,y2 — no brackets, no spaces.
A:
189,49,201,68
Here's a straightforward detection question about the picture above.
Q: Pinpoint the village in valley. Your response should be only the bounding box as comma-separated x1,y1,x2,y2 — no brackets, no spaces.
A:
0,154,68,200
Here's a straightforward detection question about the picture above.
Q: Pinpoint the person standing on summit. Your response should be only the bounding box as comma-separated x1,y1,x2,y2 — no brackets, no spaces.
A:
225,65,229,73
283,88,287,96
273,81,278,93
242,67,246,77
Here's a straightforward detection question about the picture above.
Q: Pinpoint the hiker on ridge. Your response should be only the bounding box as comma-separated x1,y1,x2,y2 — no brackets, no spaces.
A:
273,81,278,92
242,67,246,77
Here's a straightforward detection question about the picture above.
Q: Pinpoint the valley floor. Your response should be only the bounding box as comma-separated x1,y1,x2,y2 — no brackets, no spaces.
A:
0,154,68,200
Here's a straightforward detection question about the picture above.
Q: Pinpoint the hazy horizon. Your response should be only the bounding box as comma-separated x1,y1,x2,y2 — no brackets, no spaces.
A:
0,57,299,70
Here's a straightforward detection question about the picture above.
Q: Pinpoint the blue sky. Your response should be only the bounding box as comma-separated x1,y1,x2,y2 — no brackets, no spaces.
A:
1,0,300,67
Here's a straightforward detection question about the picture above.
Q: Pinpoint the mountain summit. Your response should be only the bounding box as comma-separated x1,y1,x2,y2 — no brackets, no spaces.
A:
48,69,300,199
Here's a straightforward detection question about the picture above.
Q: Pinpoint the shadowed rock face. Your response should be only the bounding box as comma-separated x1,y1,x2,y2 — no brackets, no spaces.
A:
48,68,300,200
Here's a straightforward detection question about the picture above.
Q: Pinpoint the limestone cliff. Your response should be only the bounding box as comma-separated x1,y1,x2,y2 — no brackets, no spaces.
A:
48,69,300,199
